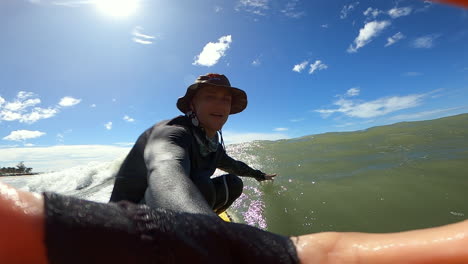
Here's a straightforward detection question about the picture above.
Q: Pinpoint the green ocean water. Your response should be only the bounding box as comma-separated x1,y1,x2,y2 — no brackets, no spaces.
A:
228,114,468,236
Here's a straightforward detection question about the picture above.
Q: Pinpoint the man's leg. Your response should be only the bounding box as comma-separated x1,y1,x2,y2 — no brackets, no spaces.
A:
212,174,243,214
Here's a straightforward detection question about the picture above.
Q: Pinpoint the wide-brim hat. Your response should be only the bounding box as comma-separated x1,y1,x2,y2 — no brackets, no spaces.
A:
177,73,248,115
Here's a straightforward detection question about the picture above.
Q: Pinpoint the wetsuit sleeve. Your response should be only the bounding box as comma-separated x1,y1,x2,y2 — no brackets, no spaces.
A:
44,192,299,264
143,125,214,216
217,150,266,181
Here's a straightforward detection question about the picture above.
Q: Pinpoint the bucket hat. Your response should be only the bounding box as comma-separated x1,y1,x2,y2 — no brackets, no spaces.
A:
177,73,247,115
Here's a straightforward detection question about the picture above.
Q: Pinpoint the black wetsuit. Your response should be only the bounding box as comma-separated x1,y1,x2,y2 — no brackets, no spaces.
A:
109,115,266,215
45,192,299,264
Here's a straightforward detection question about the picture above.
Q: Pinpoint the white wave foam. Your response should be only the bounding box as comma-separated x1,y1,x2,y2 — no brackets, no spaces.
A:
26,157,124,202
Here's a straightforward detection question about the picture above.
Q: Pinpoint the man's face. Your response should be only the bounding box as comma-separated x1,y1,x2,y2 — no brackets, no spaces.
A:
191,85,232,133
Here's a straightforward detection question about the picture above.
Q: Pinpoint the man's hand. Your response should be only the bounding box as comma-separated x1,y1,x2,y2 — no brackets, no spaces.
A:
263,173,277,181
257,173,277,182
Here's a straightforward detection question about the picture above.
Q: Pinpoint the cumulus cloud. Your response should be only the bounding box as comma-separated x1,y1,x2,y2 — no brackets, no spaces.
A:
340,2,359,19
235,0,269,16
412,35,439,48
0,91,69,124
292,61,308,73
105,122,113,130
347,20,391,53
388,7,412,18
346,87,360,97
193,35,232,67
281,0,305,18
123,115,135,122
3,130,46,141
132,26,155,45
321,24,329,28
59,96,81,107
309,60,328,74
363,7,383,19
273,127,288,132
315,92,433,119
252,58,261,66
223,130,288,144
385,32,405,47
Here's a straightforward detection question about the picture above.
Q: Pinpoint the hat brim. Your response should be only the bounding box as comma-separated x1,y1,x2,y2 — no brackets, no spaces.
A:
177,83,247,115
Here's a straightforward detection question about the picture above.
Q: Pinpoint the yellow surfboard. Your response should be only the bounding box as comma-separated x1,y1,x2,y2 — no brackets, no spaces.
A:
218,211,232,222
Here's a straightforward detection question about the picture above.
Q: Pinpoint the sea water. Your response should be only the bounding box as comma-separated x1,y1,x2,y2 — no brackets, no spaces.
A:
2,115,468,236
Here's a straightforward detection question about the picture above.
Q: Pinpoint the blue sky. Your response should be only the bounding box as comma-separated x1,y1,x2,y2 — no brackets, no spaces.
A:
1,0,467,171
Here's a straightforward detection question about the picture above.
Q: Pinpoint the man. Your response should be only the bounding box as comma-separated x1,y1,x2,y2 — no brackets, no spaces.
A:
109,73,275,216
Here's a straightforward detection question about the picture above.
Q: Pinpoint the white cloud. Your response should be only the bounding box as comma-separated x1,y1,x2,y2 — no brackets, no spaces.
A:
114,142,135,147
223,130,288,144
90,104,97,108
193,35,232,67
105,122,112,130
292,61,308,73
346,87,360,97
0,91,63,124
390,107,467,121
290,118,305,122
133,38,152,45
123,115,135,122
281,0,305,18
309,60,328,74
252,58,261,66
0,145,130,172
59,96,81,107
388,7,412,18
132,26,155,45
315,92,430,119
17,91,35,99
347,20,391,53
363,7,382,19
412,35,439,48
3,130,46,141
385,32,405,47
273,127,288,132
235,0,269,16
214,6,223,13
20,108,59,124
340,2,359,19
4,98,41,111
321,24,329,28
29,0,41,3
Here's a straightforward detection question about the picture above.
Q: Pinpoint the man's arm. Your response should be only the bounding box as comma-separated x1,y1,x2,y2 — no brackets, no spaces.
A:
1,181,468,264
217,150,268,181
143,125,215,216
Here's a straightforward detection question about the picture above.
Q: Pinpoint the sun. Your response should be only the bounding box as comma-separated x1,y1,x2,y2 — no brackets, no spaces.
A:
95,0,139,18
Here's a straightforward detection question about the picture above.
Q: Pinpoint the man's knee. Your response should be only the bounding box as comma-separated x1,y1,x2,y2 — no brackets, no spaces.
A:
228,175,243,200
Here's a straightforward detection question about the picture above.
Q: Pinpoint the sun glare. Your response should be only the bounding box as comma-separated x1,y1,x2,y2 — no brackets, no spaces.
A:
95,0,139,18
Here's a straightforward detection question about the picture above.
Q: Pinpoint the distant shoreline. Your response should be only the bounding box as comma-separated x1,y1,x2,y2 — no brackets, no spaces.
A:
0,173,41,177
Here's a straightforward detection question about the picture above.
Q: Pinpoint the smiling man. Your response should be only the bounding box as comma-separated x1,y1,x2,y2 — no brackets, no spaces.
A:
109,73,275,216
